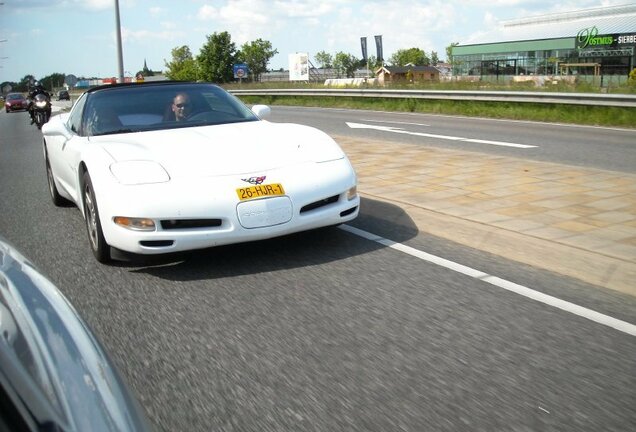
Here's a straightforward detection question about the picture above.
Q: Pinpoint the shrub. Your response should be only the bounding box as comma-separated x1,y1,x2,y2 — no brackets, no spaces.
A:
629,68,636,86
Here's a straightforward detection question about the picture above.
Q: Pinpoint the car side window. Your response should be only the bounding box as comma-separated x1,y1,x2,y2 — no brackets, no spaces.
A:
67,94,87,136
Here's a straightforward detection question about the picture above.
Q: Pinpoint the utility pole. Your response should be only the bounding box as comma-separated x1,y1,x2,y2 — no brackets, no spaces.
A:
114,0,124,83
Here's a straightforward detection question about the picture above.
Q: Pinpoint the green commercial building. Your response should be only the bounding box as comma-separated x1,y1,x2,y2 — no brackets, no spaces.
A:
451,4,636,84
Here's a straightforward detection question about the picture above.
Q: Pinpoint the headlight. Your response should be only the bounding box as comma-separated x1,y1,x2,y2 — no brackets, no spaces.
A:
347,185,358,200
113,217,156,231
110,161,170,185
35,101,48,108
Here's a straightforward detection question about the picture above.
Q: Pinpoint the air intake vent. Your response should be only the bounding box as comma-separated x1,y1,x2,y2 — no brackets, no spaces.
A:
340,206,357,217
300,195,339,213
140,240,174,247
160,219,222,230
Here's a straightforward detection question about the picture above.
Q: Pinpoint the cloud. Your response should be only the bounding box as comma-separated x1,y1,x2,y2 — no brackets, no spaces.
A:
197,5,218,20
319,1,456,58
7,0,122,13
197,0,274,45
80,0,114,11
161,21,177,30
121,27,185,44
273,0,337,17
483,11,499,26
149,7,165,17
218,1,270,25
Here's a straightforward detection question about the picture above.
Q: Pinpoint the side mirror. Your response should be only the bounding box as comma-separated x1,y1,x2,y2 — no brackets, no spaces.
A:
42,114,72,140
251,104,271,119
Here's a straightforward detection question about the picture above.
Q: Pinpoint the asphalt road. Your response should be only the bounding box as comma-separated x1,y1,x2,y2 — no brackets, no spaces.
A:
0,109,634,432
267,106,636,173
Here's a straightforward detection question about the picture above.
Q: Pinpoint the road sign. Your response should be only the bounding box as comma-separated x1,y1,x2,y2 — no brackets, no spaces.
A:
233,63,249,79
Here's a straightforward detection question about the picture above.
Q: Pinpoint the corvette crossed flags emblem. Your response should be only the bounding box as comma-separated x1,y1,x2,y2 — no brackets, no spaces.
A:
241,176,266,185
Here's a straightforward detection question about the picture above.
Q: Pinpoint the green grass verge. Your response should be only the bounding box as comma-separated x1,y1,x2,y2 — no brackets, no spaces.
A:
236,95,636,128
225,79,636,94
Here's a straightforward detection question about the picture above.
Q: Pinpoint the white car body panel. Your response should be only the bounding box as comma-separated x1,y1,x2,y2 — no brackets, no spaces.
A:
43,105,359,257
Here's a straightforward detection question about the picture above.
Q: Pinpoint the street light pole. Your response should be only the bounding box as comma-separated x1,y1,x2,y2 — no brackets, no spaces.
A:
114,0,124,83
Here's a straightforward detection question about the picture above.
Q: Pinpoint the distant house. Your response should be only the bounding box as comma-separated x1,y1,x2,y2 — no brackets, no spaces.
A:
435,63,452,77
375,65,440,85
142,74,167,82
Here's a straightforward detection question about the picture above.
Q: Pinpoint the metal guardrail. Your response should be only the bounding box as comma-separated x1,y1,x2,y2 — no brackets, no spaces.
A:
229,88,636,108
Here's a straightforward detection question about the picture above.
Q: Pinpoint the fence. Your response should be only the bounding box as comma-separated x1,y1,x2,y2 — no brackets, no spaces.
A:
228,88,636,108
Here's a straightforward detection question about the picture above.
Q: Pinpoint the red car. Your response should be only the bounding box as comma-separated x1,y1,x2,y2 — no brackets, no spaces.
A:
4,92,28,112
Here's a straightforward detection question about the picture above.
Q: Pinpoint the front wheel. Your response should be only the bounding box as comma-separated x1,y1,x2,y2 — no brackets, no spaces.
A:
82,171,111,263
35,112,44,129
45,155,70,206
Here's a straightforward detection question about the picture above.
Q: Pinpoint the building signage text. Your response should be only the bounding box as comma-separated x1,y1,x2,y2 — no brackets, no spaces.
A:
576,26,636,49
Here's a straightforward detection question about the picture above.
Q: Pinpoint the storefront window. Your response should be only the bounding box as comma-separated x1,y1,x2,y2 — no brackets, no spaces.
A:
451,44,632,77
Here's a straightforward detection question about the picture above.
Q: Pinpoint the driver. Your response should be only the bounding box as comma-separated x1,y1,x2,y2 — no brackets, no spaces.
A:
171,93,192,121
28,81,51,125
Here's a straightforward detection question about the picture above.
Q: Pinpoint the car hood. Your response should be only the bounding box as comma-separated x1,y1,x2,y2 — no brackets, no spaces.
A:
93,120,344,178
0,236,151,431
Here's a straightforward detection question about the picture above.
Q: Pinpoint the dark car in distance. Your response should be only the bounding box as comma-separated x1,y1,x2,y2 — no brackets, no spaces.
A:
57,90,70,101
4,92,28,112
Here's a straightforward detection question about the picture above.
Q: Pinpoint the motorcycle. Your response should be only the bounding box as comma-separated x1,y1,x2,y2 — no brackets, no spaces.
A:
31,93,51,130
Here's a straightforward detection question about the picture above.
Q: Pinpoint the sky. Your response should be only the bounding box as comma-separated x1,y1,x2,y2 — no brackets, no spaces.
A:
0,0,630,83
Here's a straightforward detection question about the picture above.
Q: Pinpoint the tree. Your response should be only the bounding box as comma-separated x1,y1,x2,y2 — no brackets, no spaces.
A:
431,51,439,66
314,51,333,69
239,39,278,82
40,73,66,90
19,75,36,92
164,45,199,81
197,31,238,83
0,80,18,94
446,42,459,64
367,55,382,69
333,52,359,78
389,48,429,67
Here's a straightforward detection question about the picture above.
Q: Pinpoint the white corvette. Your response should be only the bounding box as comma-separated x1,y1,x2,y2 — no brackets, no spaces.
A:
42,82,359,263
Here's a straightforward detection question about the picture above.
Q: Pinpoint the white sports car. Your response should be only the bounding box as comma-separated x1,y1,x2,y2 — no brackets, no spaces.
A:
42,82,359,263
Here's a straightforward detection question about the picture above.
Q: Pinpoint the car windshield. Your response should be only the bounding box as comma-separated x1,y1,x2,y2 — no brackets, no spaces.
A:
8,94,23,100
82,83,259,137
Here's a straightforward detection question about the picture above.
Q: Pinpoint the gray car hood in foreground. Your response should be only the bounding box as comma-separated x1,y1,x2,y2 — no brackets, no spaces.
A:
0,236,151,431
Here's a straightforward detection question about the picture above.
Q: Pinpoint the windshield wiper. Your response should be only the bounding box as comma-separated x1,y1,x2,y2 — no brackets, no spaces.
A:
94,128,135,136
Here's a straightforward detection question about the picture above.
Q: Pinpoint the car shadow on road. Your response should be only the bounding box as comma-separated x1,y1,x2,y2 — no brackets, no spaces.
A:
128,197,419,281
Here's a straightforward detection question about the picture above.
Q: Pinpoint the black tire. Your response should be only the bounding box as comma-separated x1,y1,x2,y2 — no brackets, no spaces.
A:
35,112,44,129
45,155,70,207
82,171,111,263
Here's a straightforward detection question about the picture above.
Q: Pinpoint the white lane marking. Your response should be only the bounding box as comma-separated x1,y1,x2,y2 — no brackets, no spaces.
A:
360,119,431,127
275,105,635,133
346,122,538,148
339,224,636,337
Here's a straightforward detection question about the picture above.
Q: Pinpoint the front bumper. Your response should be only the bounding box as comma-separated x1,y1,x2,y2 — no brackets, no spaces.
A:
96,159,359,255
6,104,27,111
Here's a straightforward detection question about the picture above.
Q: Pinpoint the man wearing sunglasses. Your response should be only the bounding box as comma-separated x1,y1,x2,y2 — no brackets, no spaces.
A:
172,92,192,122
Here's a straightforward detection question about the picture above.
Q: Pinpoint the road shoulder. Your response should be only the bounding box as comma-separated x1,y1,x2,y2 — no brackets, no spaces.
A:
334,135,636,296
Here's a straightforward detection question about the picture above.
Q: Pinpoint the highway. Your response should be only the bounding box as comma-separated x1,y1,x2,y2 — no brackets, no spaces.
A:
0,107,634,432
266,106,636,173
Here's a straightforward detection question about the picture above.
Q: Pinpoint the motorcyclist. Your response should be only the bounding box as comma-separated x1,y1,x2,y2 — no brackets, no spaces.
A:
28,81,51,125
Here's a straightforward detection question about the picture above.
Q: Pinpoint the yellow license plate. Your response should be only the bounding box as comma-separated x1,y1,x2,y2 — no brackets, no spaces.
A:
236,183,285,201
